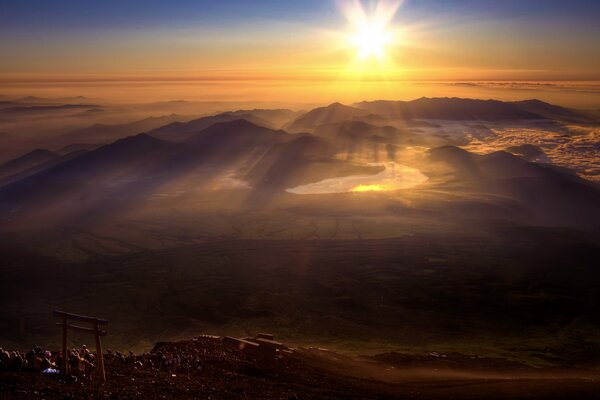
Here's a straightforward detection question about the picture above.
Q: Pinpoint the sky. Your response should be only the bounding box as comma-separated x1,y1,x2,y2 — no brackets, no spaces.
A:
1,0,599,83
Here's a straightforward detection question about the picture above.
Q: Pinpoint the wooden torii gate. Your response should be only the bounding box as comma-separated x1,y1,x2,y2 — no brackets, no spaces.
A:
53,310,108,382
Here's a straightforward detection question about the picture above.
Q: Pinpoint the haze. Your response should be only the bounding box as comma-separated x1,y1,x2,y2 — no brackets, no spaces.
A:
1,1,599,399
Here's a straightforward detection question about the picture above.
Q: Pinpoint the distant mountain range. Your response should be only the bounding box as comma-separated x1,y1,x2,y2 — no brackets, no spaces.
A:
54,114,186,146
149,112,276,142
353,98,597,123
0,103,100,114
0,148,88,187
281,98,597,134
0,149,59,180
0,97,597,231
0,120,344,212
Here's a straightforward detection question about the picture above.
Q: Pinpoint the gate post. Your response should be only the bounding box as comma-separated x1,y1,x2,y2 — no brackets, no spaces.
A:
94,322,106,382
62,316,68,375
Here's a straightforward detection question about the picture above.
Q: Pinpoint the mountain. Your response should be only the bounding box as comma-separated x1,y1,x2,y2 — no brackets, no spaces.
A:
183,119,286,154
313,120,413,144
0,134,180,210
284,103,374,132
54,114,186,146
18,95,89,103
0,149,59,180
243,134,381,195
427,145,574,181
0,120,293,216
0,104,100,114
244,134,332,187
0,149,89,188
426,145,482,180
510,99,597,123
167,119,294,174
286,98,584,133
226,109,301,129
355,98,549,121
2,100,598,230
54,143,102,155
426,145,600,230
184,119,284,147
149,112,273,142
0,101,20,110
0,118,397,216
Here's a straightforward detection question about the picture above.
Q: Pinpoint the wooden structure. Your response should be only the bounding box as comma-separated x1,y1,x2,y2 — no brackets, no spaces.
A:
53,310,108,382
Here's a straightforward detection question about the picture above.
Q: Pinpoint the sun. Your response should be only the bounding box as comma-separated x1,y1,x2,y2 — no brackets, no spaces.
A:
341,0,401,62
350,20,392,60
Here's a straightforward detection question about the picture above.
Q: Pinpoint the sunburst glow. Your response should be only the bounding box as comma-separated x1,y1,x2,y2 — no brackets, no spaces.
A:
341,0,402,62
350,19,392,60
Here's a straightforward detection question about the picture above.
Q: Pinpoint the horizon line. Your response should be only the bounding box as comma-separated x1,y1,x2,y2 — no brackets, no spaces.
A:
2,77,600,84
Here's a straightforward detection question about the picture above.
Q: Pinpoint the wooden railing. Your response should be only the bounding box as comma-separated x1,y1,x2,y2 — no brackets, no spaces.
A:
53,310,108,382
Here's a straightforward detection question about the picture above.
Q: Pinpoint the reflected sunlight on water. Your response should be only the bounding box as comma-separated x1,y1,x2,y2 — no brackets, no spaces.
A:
286,162,427,194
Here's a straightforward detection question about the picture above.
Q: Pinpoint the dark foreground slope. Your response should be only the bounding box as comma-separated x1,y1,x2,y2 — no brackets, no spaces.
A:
2,335,600,400
1,227,599,367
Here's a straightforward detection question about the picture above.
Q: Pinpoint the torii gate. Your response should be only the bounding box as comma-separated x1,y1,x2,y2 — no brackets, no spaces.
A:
53,310,108,382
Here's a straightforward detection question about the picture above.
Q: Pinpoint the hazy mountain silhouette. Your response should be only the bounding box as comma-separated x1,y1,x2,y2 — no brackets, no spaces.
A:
179,119,290,165
285,103,373,132
313,120,414,144
428,145,581,181
244,134,332,187
511,99,597,123
55,115,185,146
0,120,296,216
150,112,273,142
0,101,21,111
0,134,179,210
0,104,100,115
18,95,89,103
284,98,595,133
18,96,49,102
354,98,582,121
241,133,386,206
427,146,600,230
0,149,89,188
0,149,59,180
1,100,598,232
54,143,102,155
184,119,284,147
226,108,301,129
0,118,399,217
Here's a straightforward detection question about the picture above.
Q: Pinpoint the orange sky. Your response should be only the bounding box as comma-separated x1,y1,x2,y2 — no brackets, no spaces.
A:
1,1,600,110
1,1,599,84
